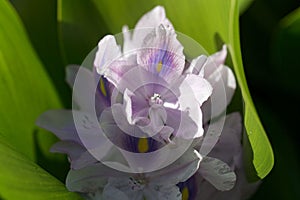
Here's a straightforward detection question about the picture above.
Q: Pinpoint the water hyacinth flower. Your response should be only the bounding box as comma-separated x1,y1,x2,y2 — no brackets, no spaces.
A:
36,5,257,200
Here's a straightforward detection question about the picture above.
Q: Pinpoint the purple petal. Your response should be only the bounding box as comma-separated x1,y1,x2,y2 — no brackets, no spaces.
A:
66,66,96,113
137,25,185,83
36,110,81,144
100,107,162,152
165,108,199,139
177,172,199,200
66,65,111,115
205,113,242,167
50,141,98,169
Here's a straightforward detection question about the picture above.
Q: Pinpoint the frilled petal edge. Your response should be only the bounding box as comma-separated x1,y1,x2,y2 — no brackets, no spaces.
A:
199,156,236,191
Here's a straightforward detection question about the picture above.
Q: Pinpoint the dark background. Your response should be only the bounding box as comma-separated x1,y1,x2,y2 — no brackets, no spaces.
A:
240,0,300,199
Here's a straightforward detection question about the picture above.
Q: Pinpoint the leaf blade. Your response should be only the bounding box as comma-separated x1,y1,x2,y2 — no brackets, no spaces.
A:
0,0,61,161
0,137,82,200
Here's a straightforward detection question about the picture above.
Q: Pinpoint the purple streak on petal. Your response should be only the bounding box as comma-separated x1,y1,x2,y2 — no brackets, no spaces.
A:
177,172,199,200
137,25,185,83
93,67,115,116
123,135,162,153
100,107,162,153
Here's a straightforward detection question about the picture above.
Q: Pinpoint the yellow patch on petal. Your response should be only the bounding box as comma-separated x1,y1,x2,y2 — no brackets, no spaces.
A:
138,138,149,153
181,186,189,200
156,61,163,72
99,78,107,97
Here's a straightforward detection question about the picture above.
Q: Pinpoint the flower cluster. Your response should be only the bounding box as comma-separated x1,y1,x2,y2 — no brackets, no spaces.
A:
37,6,258,200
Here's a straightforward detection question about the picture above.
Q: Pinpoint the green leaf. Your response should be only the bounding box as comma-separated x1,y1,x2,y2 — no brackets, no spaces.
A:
249,100,300,199
89,0,274,179
0,136,82,200
239,0,254,14
0,0,61,161
227,1,274,179
10,0,71,107
57,0,109,64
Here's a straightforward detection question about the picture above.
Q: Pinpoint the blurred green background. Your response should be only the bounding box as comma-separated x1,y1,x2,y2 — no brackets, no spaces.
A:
240,0,300,199
1,0,299,199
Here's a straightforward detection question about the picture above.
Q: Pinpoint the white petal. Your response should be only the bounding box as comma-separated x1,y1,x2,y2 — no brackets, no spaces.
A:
94,35,121,75
124,6,174,53
103,178,144,200
210,45,227,67
138,105,167,137
108,94,149,139
149,149,202,184
185,55,207,76
202,65,236,123
66,163,126,192
123,89,135,124
199,156,236,191
144,185,182,200
102,184,131,200
193,45,236,123
135,6,173,30
93,35,137,87
181,74,213,106
122,25,132,54
177,75,212,138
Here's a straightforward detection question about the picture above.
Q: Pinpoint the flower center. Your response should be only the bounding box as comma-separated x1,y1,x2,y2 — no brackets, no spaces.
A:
128,177,146,191
149,93,163,106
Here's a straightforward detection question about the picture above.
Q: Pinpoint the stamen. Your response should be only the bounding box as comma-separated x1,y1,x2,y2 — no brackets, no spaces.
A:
181,186,189,200
149,93,163,105
128,177,145,191
156,61,163,72
99,78,107,96
138,138,149,153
